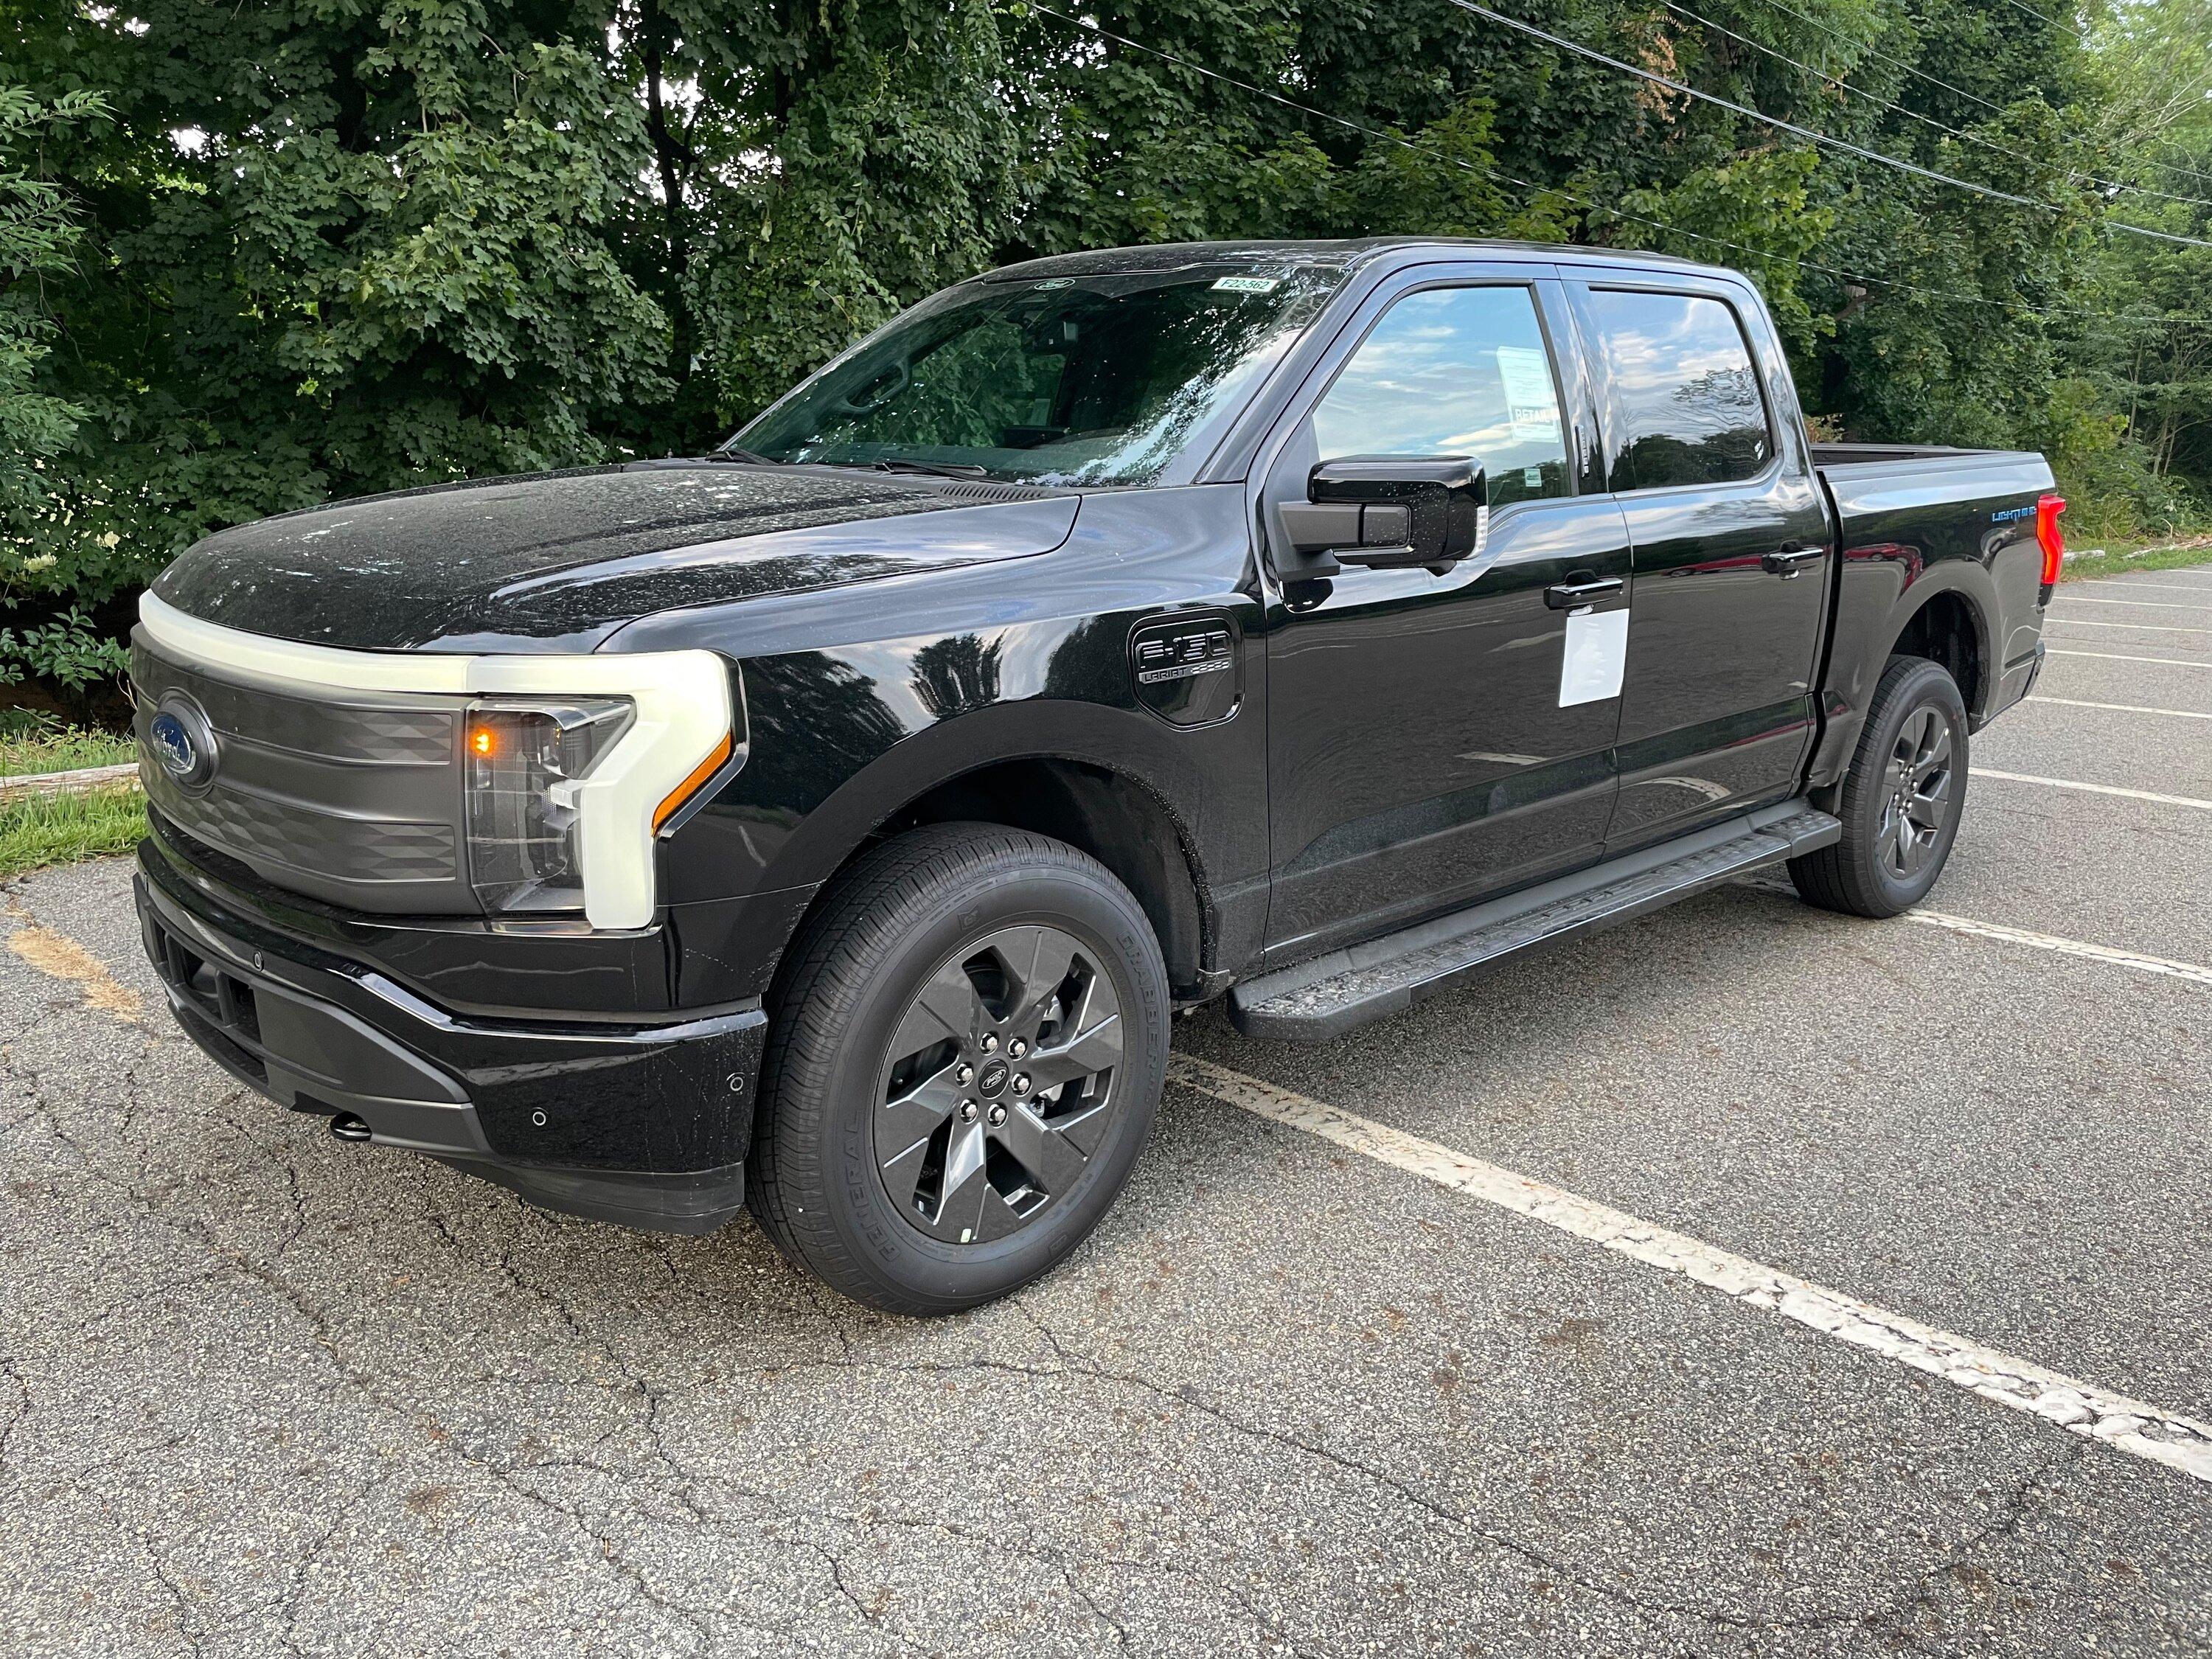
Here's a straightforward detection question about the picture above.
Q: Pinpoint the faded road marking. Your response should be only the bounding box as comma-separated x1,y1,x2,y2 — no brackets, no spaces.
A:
1169,1054,2212,1484
7,918,142,1023
2048,649,2212,669
2073,581,2212,597
2056,597,2212,613
1735,877,2212,988
2046,618,2212,636
1972,768,2212,813
1901,909,2212,989
2029,696,2212,721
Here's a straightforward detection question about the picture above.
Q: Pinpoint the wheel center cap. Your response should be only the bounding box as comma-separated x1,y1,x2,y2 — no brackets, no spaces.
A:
976,1057,1011,1099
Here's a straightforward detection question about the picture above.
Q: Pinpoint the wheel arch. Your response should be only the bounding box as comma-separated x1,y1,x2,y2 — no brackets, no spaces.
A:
759,704,1221,1000
1875,568,1997,724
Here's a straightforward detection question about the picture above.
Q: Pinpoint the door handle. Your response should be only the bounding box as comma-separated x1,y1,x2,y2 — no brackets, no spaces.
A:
1544,576,1625,610
1761,545,1826,578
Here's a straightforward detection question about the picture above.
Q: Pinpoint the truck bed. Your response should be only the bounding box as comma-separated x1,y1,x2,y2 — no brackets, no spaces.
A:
1809,438,2056,763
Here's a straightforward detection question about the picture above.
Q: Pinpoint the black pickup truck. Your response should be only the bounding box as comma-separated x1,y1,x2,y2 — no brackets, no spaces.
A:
131,238,2060,1312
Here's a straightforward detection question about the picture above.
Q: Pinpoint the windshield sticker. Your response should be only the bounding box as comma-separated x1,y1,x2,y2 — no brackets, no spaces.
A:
1495,347,1563,444
1211,276,1279,293
1033,277,1075,290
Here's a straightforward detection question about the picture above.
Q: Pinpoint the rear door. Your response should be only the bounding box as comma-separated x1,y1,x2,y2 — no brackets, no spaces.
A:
1256,263,1633,961
1566,275,1833,849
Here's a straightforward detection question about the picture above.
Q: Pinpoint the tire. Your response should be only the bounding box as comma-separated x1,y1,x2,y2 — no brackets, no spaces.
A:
1790,655,1969,919
747,823,1169,1314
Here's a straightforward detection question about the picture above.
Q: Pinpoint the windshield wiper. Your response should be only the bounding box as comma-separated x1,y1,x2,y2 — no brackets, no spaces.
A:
699,446,779,465
866,458,992,479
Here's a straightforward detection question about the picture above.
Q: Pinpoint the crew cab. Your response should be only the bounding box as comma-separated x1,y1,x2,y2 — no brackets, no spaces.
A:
131,239,2060,1312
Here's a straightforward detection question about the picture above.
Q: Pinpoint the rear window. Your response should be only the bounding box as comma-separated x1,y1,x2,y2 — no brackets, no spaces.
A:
1586,291,1773,492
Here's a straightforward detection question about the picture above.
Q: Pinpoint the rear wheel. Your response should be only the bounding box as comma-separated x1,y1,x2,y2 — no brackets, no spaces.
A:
1790,655,1969,918
748,824,1168,1314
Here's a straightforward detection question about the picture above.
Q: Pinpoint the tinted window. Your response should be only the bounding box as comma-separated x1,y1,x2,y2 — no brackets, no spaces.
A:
1586,291,1772,491
739,266,1341,485
1312,286,1570,508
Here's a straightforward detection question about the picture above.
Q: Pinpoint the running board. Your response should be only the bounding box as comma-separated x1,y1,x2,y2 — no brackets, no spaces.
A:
1229,802,1841,1043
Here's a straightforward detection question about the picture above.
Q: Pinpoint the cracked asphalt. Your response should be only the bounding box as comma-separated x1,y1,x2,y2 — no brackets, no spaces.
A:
4,568,2211,1656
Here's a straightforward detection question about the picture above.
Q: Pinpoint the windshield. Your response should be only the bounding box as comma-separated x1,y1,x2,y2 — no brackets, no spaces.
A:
734,265,1344,485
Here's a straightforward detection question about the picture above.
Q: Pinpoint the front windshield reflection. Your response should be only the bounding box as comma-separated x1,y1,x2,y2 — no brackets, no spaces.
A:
736,267,1342,486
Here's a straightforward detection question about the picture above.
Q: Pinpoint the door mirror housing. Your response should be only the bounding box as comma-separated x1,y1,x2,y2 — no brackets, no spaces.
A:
1284,456,1487,575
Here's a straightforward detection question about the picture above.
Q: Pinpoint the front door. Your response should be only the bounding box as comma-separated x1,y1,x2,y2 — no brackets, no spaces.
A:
1567,278,1834,849
1259,271,1633,962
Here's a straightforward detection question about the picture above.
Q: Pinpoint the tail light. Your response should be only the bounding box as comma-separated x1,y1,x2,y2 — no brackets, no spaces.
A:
2036,493,2066,588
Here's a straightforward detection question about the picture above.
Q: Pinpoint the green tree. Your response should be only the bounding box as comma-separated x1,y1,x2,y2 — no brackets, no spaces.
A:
0,83,99,580
1,0,2206,664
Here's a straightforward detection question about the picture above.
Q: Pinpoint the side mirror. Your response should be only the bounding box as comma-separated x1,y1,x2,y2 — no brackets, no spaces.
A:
1281,456,1487,576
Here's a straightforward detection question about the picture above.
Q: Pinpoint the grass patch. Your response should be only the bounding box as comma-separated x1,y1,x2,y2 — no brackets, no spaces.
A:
0,784,147,880
2058,534,2212,582
0,712,136,776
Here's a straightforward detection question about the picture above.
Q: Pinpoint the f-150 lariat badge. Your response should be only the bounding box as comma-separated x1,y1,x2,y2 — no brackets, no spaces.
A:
1130,615,1241,727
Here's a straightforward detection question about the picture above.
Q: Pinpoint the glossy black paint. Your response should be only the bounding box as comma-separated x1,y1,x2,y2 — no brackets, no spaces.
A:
154,462,1077,652
624,481,1273,990
137,846,764,1184
1570,269,1834,849
1809,445,2055,776
137,237,2053,1232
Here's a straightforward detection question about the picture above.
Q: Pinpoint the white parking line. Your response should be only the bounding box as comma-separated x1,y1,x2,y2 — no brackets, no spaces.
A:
2045,618,2212,635
2071,580,2212,595
1972,768,2212,812
2056,597,2212,615
2030,696,2212,721
2049,649,2212,669
1900,910,2212,989
1169,1054,2212,1484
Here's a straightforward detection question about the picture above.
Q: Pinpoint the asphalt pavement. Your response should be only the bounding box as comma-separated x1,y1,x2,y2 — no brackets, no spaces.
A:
3,565,2209,1657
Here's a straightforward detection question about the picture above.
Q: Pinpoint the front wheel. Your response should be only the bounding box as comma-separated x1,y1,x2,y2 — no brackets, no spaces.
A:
1790,655,1969,919
748,824,1169,1314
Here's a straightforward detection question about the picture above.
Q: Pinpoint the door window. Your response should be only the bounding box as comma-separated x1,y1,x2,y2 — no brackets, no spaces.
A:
1585,290,1773,491
1312,286,1571,507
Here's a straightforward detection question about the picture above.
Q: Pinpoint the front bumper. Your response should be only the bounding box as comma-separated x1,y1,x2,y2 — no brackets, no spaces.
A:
136,840,765,1236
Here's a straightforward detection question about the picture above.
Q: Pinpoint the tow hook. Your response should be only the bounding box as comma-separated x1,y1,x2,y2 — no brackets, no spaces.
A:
329,1113,372,1144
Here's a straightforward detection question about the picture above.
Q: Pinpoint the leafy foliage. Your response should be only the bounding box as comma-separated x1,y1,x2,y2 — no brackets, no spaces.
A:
2,0,2208,650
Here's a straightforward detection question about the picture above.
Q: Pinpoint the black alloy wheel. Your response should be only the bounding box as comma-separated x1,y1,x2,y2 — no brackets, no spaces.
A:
874,925,1125,1246
1879,703,1955,883
1790,653,1970,919
748,823,1168,1313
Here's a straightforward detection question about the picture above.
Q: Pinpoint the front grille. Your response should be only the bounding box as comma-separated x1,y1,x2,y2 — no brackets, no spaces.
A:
181,786,457,883
132,636,479,914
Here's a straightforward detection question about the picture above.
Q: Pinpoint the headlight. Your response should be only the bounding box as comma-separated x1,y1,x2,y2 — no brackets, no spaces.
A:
464,698,634,913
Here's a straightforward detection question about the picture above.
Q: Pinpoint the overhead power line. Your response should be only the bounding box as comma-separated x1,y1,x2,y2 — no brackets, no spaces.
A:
1747,0,2212,195
1658,0,2212,213
1440,0,2212,249
1996,0,2093,48
1013,1,2212,328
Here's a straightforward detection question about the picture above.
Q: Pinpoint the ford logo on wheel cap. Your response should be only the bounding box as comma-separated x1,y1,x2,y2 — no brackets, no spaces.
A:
150,697,218,793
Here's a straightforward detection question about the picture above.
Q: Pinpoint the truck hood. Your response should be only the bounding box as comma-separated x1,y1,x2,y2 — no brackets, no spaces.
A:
150,461,1082,653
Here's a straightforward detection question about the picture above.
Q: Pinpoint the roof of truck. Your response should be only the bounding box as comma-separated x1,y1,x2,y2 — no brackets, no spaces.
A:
978,237,1741,284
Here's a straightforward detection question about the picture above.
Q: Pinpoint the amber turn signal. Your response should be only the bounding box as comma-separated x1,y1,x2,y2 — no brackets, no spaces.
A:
654,731,735,833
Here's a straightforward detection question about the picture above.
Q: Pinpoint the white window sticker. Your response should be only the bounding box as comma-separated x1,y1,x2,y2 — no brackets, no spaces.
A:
1559,608,1629,707
1211,275,1279,293
1495,345,1563,444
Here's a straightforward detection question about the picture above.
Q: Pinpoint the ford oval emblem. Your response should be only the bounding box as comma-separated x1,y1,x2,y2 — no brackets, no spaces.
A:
150,698,218,793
